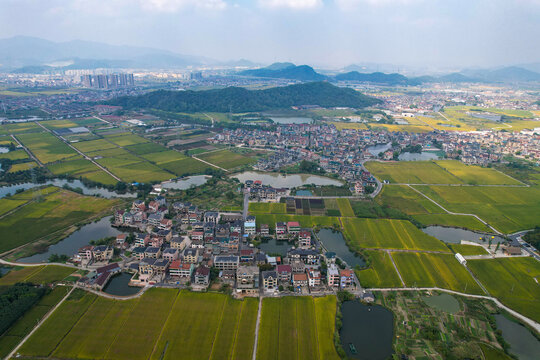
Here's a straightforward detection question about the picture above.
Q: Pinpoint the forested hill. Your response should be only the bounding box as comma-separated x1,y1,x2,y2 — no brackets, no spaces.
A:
109,82,381,112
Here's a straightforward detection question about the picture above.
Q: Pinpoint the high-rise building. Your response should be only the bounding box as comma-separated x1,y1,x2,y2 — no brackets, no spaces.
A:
81,75,92,87
107,74,119,88
79,73,134,89
94,75,108,89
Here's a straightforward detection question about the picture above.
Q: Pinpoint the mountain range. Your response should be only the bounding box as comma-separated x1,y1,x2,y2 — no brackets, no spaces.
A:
238,63,540,84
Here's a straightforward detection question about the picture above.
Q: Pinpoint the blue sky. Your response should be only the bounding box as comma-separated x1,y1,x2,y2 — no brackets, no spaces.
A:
1,0,539,69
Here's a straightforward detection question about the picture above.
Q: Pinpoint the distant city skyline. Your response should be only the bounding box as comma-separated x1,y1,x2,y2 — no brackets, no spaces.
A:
1,0,539,70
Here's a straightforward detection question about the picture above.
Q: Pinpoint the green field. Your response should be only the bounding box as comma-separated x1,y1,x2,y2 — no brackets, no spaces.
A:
255,214,341,229
141,150,187,164
414,185,540,233
468,257,540,322
435,160,522,185
17,131,79,164
7,161,37,173
249,202,287,214
336,198,355,217
356,250,403,288
0,186,120,254
198,149,255,169
47,158,101,176
0,286,70,358
0,266,74,286
392,253,484,294
342,217,449,252
448,244,489,256
257,296,340,360
19,289,258,360
365,161,462,184
73,138,118,153
104,133,149,147
125,142,168,155
0,122,41,135
0,149,29,161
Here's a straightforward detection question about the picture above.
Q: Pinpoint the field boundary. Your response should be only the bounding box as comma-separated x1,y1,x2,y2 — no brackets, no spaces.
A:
388,251,405,287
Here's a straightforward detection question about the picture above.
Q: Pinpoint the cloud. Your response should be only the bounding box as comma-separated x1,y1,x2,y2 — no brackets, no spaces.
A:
258,0,323,10
142,0,227,12
335,0,422,9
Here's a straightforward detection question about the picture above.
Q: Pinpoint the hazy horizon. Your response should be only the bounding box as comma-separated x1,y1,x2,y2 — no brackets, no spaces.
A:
1,0,540,70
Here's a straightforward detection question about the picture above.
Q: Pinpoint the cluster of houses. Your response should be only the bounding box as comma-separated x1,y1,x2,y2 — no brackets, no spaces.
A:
76,197,359,294
244,180,287,201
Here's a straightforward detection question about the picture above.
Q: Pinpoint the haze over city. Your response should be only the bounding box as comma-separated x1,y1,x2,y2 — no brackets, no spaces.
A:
1,0,540,69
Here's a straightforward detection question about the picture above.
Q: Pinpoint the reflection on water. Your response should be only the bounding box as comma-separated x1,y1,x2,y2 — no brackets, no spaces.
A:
232,171,343,188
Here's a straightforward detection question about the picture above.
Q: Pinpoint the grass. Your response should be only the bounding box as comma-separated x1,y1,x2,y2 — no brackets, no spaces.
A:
392,253,484,294
336,198,355,217
435,160,522,185
257,296,340,360
19,289,258,360
365,161,462,184
0,286,70,358
248,202,287,214
198,149,255,169
341,217,449,252
16,131,79,164
356,250,403,288
467,257,540,323
448,244,489,256
0,186,120,254
414,185,540,233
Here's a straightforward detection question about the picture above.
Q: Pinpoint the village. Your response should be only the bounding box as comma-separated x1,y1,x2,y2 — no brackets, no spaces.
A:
73,194,371,301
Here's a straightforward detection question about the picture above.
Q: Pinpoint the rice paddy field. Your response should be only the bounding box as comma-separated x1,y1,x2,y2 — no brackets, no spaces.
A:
0,149,29,161
336,198,355,217
7,161,37,173
0,186,120,254
467,257,540,323
414,185,540,233
198,149,255,169
0,286,70,358
248,202,287,214
16,131,79,164
356,250,403,288
434,160,522,185
18,289,259,360
365,161,462,184
0,122,41,135
341,217,449,252
0,266,74,286
448,244,489,256
392,253,484,294
257,296,340,360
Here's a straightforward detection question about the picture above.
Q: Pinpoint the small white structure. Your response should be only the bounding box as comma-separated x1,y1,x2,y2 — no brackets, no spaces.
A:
455,253,467,265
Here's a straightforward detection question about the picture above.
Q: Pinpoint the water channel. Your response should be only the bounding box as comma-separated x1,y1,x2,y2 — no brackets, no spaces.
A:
495,314,540,360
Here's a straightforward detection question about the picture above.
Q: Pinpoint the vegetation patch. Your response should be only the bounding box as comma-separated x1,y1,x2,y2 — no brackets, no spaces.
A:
198,149,255,169
365,161,462,184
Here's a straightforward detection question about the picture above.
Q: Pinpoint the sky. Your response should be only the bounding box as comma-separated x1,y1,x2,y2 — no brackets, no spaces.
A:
0,0,539,70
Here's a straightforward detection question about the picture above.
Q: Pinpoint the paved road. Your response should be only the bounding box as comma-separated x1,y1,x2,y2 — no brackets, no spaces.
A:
0,258,78,268
34,121,122,182
509,230,540,261
11,134,43,166
369,286,540,334
251,297,263,360
6,286,75,360
407,185,502,235
79,284,149,300
243,192,249,221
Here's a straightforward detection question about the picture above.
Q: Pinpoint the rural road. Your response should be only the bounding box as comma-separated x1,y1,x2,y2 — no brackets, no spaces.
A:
368,287,540,335
6,286,75,360
407,185,502,234
251,296,263,360
387,250,405,287
34,121,122,182
0,258,78,268
191,155,229,172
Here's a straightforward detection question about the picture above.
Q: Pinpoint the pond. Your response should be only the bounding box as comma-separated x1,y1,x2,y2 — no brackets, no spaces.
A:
398,152,440,161
340,301,394,360
422,226,505,245
161,175,210,190
421,293,460,314
495,314,540,360
269,117,313,124
17,216,123,263
0,179,136,199
366,143,391,156
259,238,292,257
316,229,365,267
102,272,141,296
232,171,343,188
